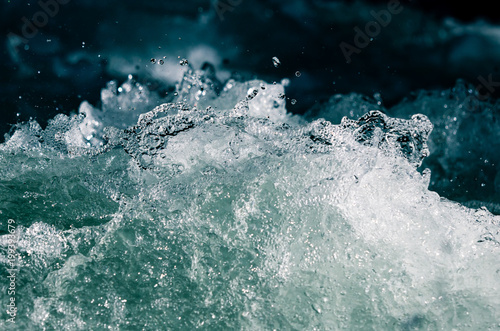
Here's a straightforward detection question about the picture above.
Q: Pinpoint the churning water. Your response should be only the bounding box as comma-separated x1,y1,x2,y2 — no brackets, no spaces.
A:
1,68,499,329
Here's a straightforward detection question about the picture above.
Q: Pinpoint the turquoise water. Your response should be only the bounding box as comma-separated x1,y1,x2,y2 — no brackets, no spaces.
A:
1,75,499,330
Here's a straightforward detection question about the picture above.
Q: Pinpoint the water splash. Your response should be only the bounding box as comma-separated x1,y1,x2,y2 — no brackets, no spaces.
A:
1,69,499,330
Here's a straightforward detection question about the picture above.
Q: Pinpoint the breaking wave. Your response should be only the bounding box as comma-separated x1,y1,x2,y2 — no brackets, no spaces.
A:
1,67,500,330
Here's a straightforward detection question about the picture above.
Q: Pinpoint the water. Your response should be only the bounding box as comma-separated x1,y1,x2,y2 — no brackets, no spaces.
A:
1,72,499,330
2,1,500,329
272,57,281,68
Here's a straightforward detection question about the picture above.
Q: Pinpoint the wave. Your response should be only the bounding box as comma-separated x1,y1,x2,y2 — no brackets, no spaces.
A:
1,68,499,329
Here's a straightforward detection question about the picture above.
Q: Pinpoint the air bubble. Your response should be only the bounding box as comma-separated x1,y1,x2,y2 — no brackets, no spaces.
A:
295,71,301,77
246,88,259,100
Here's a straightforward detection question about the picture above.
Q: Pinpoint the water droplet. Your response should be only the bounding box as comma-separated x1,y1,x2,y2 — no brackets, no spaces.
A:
150,58,156,64
225,79,235,90
291,99,297,105
373,92,382,106
159,59,164,65
179,59,189,66
295,71,301,77
272,56,281,68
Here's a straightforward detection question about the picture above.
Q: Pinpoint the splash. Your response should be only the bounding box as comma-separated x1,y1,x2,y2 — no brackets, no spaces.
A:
1,69,499,330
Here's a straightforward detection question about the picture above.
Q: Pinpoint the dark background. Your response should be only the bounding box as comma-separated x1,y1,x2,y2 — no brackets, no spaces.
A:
1,0,500,135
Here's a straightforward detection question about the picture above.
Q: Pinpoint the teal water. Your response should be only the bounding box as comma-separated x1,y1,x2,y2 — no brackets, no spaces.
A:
1,76,499,330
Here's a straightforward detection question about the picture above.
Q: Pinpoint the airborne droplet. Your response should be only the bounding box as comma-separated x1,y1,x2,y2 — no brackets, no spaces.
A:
179,59,189,66
272,56,281,68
